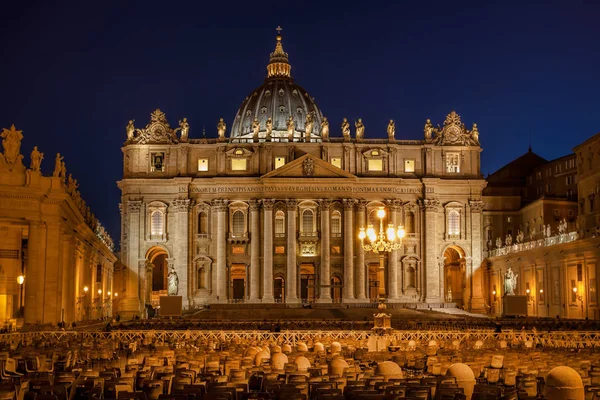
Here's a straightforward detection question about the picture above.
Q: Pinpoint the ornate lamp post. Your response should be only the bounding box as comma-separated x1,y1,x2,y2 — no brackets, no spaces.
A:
17,275,24,316
358,206,405,301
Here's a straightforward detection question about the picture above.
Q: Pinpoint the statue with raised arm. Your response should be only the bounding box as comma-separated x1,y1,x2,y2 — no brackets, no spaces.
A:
424,118,434,140
305,113,313,140
179,118,190,141
251,118,260,139
341,118,350,141
321,117,329,141
126,120,135,141
168,267,179,296
30,146,43,172
67,174,79,194
286,115,295,140
355,118,364,141
387,119,396,141
53,153,64,177
504,267,518,296
265,117,273,140
217,118,226,141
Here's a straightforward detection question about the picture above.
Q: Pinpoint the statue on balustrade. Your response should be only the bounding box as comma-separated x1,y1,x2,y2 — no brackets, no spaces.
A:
341,118,350,141
217,118,227,141
516,229,524,244
355,118,364,141
168,267,179,296
546,224,551,238
265,117,273,140
387,119,395,141
496,237,502,249
251,118,260,139
529,228,536,241
305,113,314,139
178,118,190,141
321,117,329,141
126,120,135,141
30,146,43,172
505,233,513,247
286,115,295,140
504,267,518,296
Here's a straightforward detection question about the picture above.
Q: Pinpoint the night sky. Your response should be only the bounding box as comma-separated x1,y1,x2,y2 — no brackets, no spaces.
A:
2,1,599,245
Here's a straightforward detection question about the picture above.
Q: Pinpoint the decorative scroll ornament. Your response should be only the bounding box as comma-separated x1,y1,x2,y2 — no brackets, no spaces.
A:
130,109,180,145
431,111,480,146
0,125,25,172
303,157,314,176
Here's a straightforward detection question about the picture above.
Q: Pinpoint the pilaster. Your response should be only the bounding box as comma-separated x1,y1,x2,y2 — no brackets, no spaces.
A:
212,199,228,302
343,199,355,301
355,200,367,300
262,199,275,302
317,199,332,302
286,199,299,303
249,200,261,302
422,197,441,303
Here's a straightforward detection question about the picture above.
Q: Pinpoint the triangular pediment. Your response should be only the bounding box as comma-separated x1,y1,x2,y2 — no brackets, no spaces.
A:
261,154,356,180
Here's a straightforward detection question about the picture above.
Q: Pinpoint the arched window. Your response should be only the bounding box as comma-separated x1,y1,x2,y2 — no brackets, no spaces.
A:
331,211,342,236
274,210,285,236
232,210,245,236
302,209,314,233
405,212,415,234
407,267,416,288
151,211,164,236
198,211,208,234
448,210,460,236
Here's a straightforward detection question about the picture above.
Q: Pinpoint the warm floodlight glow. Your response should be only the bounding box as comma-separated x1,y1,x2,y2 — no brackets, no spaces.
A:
17,275,24,285
358,228,366,240
114,293,118,298
376,207,386,219
573,287,578,293
83,286,89,293
98,289,102,295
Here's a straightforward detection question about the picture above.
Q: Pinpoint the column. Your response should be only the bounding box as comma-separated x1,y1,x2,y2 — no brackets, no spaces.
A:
469,200,486,312
249,200,261,302
24,221,44,324
262,200,275,302
343,199,355,302
213,199,228,302
173,199,190,306
125,200,142,316
43,222,61,324
355,201,367,300
317,200,332,302
286,199,299,303
423,198,441,302
387,201,401,301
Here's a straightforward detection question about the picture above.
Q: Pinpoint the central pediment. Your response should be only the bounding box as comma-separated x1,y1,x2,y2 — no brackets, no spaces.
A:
261,154,356,180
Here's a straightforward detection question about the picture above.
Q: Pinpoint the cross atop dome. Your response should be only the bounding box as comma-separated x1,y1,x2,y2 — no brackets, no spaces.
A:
267,26,292,80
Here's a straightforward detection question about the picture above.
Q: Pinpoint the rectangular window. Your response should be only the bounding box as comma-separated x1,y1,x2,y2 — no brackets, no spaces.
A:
231,158,247,171
198,158,208,171
577,264,583,281
330,157,342,169
274,156,286,169
232,246,245,255
368,159,383,171
96,265,102,283
150,152,165,172
275,246,285,254
571,279,577,303
331,246,341,255
404,159,415,173
446,153,460,173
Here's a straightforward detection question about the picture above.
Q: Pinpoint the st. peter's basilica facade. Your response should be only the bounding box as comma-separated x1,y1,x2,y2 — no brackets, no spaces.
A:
117,33,486,317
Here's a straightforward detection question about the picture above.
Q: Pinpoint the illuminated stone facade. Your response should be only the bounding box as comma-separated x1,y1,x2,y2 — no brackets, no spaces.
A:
0,126,116,326
117,34,487,317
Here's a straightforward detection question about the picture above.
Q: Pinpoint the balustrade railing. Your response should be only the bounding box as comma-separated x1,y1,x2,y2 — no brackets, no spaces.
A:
484,232,579,258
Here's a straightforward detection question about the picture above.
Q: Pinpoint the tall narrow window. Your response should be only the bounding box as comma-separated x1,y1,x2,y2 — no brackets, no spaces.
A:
198,211,208,234
302,210,314,233
448,210,460,236
232,210,245,236
446,153,460,173
331,211,342,236
274,210,285,236
151,211,164,235
198,267,206,289
406,212,415,234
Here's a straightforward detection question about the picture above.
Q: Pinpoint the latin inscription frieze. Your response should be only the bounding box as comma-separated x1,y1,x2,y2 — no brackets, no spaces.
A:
188,186,433,194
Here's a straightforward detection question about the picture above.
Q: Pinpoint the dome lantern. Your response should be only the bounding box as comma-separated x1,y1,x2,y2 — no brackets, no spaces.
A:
267,26,292,80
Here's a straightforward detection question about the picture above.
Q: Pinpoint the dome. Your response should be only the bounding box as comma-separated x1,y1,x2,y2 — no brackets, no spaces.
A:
230,32,325,141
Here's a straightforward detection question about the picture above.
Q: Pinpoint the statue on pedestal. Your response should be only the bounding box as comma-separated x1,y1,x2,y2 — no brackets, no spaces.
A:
320,117,329,141
265,117,273,140
178,118,190,141
217,118,226,141
387,120,395,141
516,229,524,244
30,146,43,172
341,118,350,141
496,237,502,249
251,118,260,139
530,228,536,241
53,153,63,177
504,267,518,296
546,224,552,238
126,120,135,141
1,125,24,172
168,267,179,296
505,234,512,247
355,118,365,141
305,113,313,140
424,118,434,140
286,116,295,140
470,123,480,144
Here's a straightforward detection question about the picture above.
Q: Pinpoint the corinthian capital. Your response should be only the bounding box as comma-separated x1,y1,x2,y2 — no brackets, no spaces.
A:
421,198,440,212
127,200,142,213
249,200,261,211
262,198,275,210
356,199,367,211
387,199,404,211
343,198,356,210
211,199,229,212
319,199,332,211
286,199,298,210
469,199,484,213
171,198,191,212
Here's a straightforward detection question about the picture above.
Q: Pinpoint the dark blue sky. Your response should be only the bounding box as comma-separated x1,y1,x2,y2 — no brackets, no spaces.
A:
2,1,599,243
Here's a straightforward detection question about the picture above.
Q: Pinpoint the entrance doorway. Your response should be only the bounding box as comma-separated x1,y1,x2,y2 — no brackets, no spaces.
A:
274,276,285,303
152,254,168,291
331,276,342,303
443,246,466,308
368,263,383,301
300,264,316,303
230,264,246,302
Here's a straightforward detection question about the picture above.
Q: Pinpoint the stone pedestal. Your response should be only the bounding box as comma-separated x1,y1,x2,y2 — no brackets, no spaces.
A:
503,295,527,317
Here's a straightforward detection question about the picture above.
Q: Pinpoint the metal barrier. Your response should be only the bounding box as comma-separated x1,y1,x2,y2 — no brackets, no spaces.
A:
1,329,600,348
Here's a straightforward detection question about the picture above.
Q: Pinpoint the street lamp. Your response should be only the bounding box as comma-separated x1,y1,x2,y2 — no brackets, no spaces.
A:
573,287,583,318
358,206,405,301
17,275,24,316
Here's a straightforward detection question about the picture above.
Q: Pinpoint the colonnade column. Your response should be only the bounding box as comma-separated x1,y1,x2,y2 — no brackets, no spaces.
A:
173,199,190,307
286,199,299,303
355,201,367,300
469,200,485,312
318,199,332,302
213,199,228,302
387,201,401,301
24,221,44,324
125,200,142,316
248,200,261,302
262,200,275,302
342,199,355,302
423,198,441,302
